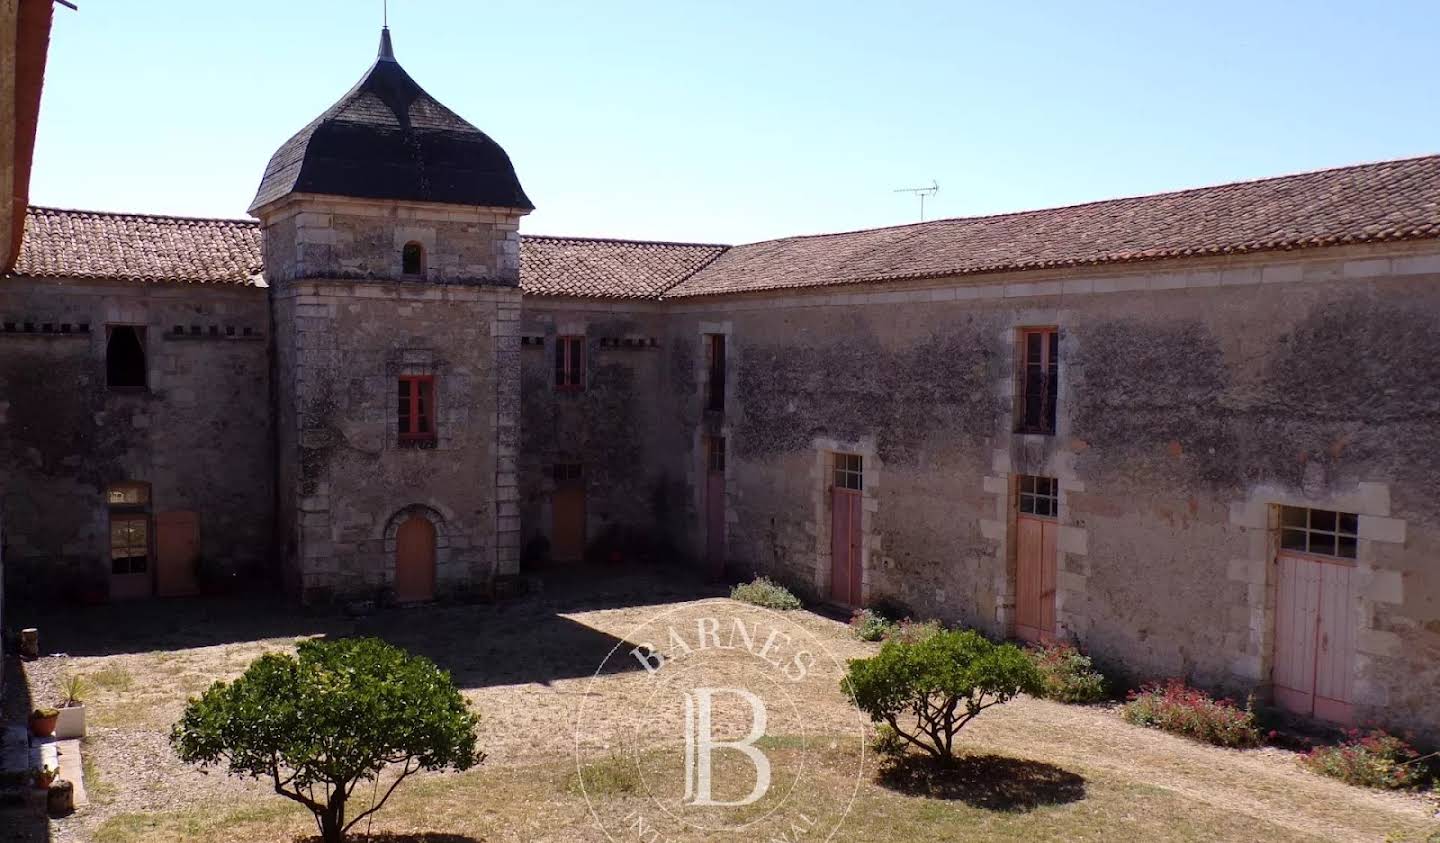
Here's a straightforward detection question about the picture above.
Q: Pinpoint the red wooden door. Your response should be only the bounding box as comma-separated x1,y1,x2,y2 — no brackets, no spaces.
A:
829,489,863,606
155,511,200,597
1015,516,1057,643
1274,552,1355,723
395,515,436,603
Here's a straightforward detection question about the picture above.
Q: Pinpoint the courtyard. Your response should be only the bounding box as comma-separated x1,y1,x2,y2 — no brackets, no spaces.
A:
6,565,1439,842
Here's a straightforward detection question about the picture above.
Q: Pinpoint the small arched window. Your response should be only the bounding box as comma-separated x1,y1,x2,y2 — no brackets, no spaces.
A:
402,242,425,277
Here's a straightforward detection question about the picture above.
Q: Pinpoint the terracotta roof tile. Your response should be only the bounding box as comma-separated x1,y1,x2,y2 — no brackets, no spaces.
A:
11,206,264,285
519,235,726,298
668,154,1440,297
12,154,1439,297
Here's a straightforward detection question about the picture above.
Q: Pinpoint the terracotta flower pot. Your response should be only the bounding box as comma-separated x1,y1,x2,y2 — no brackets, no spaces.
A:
29,712,58,738
33,768,56,790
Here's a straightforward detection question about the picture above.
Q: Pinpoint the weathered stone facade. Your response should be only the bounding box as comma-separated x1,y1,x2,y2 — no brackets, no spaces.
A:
256,195,526,602
0,277,273,596
659,242,1440,739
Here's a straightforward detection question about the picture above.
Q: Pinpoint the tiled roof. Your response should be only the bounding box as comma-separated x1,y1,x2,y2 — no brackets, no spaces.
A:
11,206,264,285
667,154,1440,297
520,235,726,298
11,154,1440,296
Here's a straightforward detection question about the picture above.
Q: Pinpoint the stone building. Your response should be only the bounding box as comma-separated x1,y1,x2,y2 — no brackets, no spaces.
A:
3,28,1440,737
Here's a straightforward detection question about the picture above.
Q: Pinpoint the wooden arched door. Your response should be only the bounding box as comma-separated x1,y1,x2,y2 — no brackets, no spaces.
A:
395,515,436,603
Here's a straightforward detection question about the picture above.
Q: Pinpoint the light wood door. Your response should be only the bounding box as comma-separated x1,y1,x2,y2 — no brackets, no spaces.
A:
829,489,863,606
155,511,200,597
552,486,586,562
1274,552,1356,723
395,515,436,603
1015,515,1057,643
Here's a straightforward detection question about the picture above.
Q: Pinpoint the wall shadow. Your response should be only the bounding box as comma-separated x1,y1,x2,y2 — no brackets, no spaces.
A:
1,656,54,842
6,563,725,689
875,753,1086,811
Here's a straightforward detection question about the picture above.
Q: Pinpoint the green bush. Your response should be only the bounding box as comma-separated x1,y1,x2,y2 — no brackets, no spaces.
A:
171,637,483,843
849,608,898,642
843,629,1043,761
1027,643,1108,704
1121,680,1262,748
730,576,802,610
1301,729,1430,790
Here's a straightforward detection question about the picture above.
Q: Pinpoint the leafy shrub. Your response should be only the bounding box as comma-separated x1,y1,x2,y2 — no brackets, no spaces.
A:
850,608,898,642
1122,680,1262,748
1300,729,1430,790
1027,643,1107,704
171,637,483,843
870,723,907,756
730,576,802,610
844,629,1043,761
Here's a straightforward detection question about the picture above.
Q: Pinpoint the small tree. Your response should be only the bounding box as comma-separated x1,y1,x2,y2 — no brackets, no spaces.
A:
843,628,1042,761
171,637,482,843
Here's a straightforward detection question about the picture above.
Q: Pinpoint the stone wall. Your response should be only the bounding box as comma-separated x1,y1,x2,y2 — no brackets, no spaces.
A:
661,242,1440,740
0,277,273,597
257,195,523,286
270,278,517,603
516,298,681,566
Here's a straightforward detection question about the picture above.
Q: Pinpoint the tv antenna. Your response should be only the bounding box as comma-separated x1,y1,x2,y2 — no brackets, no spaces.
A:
894,180,940,222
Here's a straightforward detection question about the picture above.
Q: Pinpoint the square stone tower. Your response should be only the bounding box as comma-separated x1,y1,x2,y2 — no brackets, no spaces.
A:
249,28,531,604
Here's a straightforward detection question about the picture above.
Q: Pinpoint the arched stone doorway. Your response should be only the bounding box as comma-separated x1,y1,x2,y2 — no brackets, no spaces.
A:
394,514,437,603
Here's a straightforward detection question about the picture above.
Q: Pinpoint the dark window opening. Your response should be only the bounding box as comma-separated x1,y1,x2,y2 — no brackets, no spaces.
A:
706,334,726,412
398,376,436,444
553,463,583,484
1279,505,1358,560
402,242,425,276
834,453,863,491
1017,328,1058,434
1017,475,1059,518
106,325,147,389
555,336,585,391
708,436,726,473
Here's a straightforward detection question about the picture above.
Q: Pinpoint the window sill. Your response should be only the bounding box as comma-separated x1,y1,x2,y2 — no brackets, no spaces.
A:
397,438,439,450
1014,428,1056,437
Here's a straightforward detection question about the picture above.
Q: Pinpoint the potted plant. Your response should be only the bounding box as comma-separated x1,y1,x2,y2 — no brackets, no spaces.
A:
28,708,59,738
33,764,58,790
55,675,88,739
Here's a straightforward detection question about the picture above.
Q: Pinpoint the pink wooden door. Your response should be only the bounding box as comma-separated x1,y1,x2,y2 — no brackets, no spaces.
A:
155,511,201,597
1015,516,1057,643
829,489,863,606
1274,552,1355,723
705,471,725,577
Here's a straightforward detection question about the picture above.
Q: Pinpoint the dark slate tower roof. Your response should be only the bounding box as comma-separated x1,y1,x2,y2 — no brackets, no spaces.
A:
248,28,533,214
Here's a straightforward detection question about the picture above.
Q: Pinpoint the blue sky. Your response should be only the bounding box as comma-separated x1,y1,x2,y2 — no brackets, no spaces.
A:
28,0,1440,244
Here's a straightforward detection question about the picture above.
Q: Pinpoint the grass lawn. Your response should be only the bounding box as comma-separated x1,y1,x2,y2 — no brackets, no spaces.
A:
17,566,1440,843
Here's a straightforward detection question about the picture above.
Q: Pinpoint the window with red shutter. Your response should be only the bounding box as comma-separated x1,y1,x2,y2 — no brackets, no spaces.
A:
398,375,436,446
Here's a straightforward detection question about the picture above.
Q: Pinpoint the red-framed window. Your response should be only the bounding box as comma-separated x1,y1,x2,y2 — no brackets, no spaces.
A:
1017,327,1059,434
555,336,585,391
398,376,436,444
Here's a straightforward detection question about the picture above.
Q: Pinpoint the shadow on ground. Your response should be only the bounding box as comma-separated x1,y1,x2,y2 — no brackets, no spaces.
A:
12,563,727,691
295,830,480,835
875,752,1086,811
1,656,53,842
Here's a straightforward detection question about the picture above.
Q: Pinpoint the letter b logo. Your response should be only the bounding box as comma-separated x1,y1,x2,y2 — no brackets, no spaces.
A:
682,688,771,807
